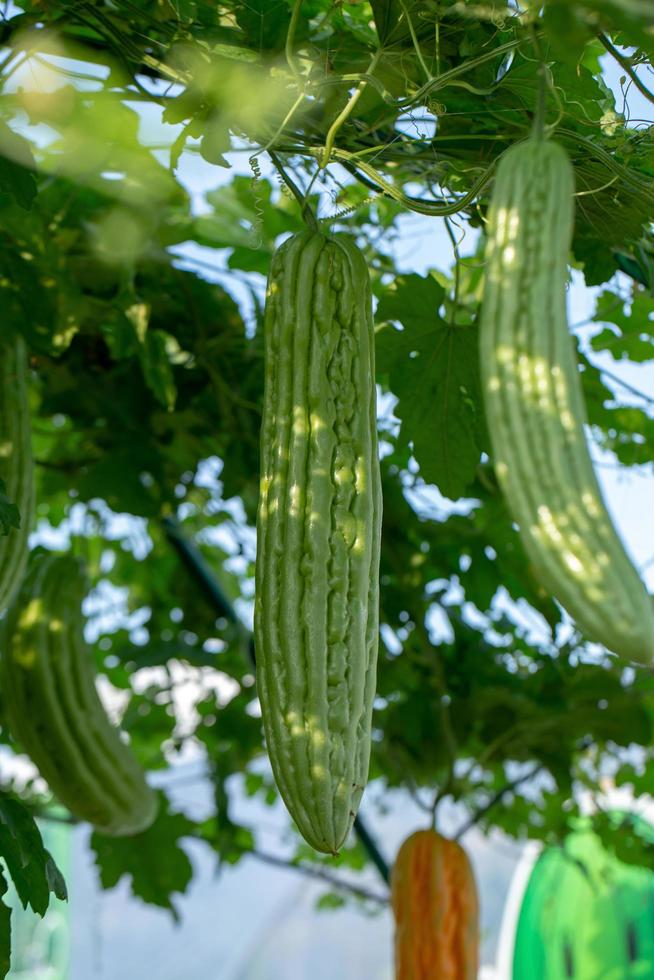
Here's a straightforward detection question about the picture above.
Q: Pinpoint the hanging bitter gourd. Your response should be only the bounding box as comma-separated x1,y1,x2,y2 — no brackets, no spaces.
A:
480,138,654,662
0,335,34,613
391,829,479,980
255,229,382,854
1,553,158,836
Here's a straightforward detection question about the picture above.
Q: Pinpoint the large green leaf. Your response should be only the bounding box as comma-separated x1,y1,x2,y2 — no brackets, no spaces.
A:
376,273,485,499
0,796,67,917
91,796,195,919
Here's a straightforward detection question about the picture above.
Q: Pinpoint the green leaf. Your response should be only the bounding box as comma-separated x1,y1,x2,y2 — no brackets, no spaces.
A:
376,274,484,499
577,0,654,55
0,796,67,917
315,892,346,910
100,313,140,360
200,115,232,168
543,2,594,62
591,289,654,362
138,330,177,411
0,246,59,355
207,42,261,63
370,0,402,42
91,795,195,918
233,0,291,49
0,124,37,211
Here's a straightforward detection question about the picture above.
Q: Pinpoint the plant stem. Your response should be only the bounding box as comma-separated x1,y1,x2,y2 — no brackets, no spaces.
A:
269,150,319,230
400,0,431,82
530,25,548,141
251,848,389,903
599,33,654,107
286,0,304,79
320,47,384,168
455,763,543,840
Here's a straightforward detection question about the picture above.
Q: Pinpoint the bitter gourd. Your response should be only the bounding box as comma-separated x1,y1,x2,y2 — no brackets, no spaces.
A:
255,229,382,854
1,553,158,836
0,335,33,613
480,139,654,662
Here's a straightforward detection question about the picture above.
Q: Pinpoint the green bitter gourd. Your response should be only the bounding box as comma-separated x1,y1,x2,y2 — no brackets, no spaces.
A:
480,139,654,662
0,335,34,613
255,230,382,853
1,553,159,835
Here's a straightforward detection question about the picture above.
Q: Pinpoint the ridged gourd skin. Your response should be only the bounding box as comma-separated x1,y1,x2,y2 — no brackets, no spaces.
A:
255,229,382,854
391,829,479,980
1,554,159,836
0,335,34,614
480,139,654,663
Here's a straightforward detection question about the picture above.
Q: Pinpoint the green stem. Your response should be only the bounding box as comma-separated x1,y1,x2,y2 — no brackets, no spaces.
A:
269,150,318,230
557,128,654,203
435,13,441,77
599,33,654,107
285,0,304,78
531,30,548,140
400,0,431,82
444,216,462,324
328,148,496,216
454,763,543,841
252,846,389,903
533,64,547,139
320,47,384,169
312,36,524,109
257,91,306,156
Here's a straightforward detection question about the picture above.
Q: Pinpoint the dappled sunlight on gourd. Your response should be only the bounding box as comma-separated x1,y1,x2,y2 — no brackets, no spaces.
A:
494,344,515,368
533,505,610,582
480,138,654,663
292,406,308,438
307,721,326,751
352,525,367,557
255,230,381,853
289,483,303,520
15,599,43,634
1,554,158,836
285,712,307,740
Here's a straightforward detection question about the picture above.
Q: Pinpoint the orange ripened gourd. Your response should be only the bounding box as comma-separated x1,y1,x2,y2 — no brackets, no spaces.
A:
391,830,479,980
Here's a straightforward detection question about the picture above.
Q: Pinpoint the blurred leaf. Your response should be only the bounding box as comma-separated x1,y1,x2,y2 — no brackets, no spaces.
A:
138,329,178,411
200,114,232,167
316,892,346,910
591,289,654,362
376,274,484,498
0,123,37,210
91,795,195,918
